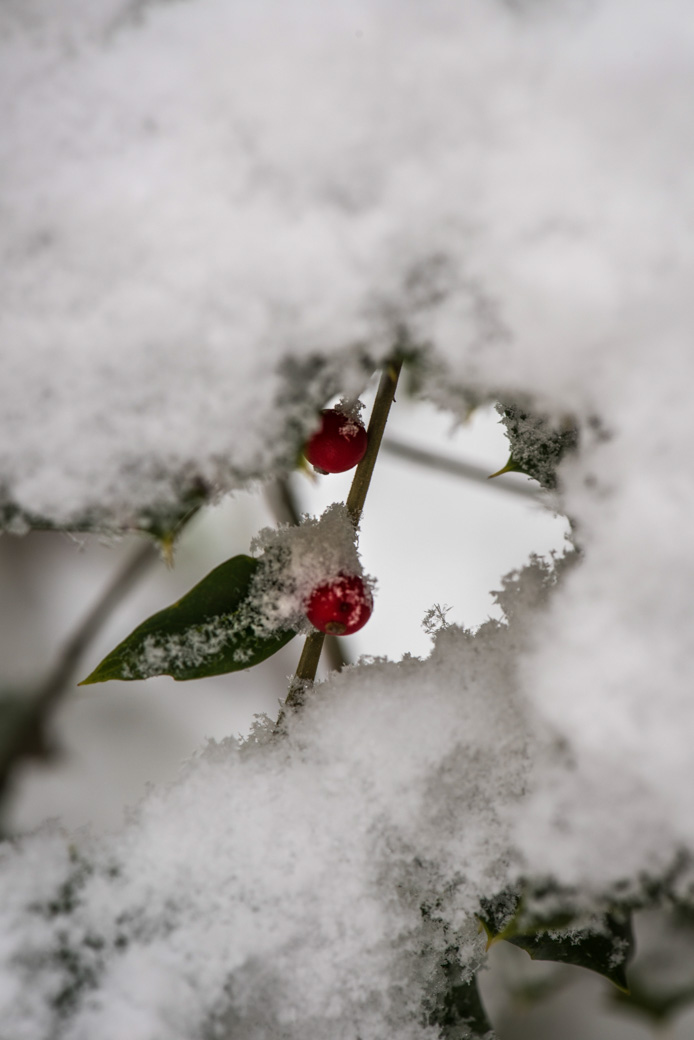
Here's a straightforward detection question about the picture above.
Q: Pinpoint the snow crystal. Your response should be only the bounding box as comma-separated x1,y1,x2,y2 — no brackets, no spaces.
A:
122,623,241,678
335,396,366,424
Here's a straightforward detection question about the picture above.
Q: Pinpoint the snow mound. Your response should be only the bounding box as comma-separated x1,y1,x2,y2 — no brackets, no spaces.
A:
0,560,550,1039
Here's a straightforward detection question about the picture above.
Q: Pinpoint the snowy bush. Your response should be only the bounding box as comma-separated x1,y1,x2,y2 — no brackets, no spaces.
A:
2,0,694,1036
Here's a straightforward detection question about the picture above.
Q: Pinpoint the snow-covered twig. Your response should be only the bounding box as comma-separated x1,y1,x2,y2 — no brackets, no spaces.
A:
283,360,402,713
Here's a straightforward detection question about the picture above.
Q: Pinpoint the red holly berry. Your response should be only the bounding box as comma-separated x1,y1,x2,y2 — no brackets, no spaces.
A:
305,408,368,474
306,573,373,636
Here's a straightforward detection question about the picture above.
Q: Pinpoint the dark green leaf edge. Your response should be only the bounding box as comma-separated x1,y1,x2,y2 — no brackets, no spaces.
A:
478,891,634,993
80,555,295,684
487,453,532,482
425,958,495,1040
611,979,694,1024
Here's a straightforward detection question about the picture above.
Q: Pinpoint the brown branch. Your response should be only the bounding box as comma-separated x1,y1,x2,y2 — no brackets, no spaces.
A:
281,360,403,720
380,437,545,501
0,538,158,810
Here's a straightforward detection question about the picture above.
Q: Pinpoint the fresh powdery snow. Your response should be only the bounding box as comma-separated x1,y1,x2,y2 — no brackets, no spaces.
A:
0,569,544,1039
249,502,371,636
2,0,694,1036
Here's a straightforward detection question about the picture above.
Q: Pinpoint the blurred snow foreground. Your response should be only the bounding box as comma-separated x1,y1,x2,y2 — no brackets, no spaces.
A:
2,0,694,1036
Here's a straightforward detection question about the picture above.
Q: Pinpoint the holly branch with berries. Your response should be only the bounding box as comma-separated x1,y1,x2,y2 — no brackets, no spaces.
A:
79,360,402,714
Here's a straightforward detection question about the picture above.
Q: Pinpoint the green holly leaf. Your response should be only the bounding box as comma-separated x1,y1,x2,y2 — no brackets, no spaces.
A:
479,892,633,992
504,915,633,992
612,978,694,1024
80,555,295,684
487,454,531,481
493,402,579,490
609,906,694,1024
427,963,495,1040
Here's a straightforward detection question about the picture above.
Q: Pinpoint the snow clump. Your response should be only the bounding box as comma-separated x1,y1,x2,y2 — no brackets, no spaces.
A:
249,502,371,636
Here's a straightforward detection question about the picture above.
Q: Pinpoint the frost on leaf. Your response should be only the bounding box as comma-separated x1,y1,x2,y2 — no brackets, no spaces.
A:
479,888,634,992
81,504,370,683
494,402,578,490
80,554,296,683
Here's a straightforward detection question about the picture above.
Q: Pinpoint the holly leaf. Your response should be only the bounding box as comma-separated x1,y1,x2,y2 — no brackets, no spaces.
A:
427,963,495,1040
80,555,295,684
487,453,531,481
504,915,633,992
479,892,633,993
609,906,694,1024
612,978,694,1024
493,402,579,490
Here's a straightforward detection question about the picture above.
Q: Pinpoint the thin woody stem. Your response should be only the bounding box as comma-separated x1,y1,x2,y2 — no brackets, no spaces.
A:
283,630,326,711
0,538,158,809
281,360,403,718
345,360,403,527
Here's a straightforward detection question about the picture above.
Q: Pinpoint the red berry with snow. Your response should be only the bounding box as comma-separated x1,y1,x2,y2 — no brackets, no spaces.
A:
306,573,373,636
305,408,368,473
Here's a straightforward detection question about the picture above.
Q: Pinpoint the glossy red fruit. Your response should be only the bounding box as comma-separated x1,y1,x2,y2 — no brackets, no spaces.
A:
305,408,368,474
306,573,373,636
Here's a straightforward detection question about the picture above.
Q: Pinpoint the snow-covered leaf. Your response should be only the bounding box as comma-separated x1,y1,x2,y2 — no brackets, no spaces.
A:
491,404,579,490
479,893,633,991
504,915,633,992
80,555,295,684
426,963,495,1040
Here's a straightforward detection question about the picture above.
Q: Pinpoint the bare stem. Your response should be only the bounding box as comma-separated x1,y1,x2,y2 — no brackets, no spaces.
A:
282,631,326,715
0,538,158,811
281,360,403,719
380,437,543,500
346,360,403,527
